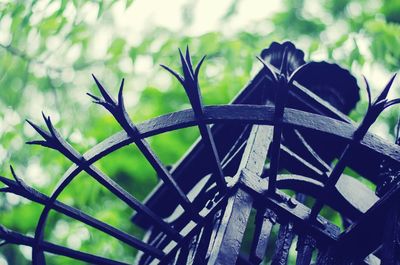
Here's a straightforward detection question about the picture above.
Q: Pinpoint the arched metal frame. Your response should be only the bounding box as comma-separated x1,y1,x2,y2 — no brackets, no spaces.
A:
1,43,399,265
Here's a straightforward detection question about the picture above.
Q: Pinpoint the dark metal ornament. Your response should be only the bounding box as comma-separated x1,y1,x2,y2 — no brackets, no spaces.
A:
0,41,399,265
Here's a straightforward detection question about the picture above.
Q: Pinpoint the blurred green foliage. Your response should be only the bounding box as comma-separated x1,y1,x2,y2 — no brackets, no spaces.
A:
0,0,399,264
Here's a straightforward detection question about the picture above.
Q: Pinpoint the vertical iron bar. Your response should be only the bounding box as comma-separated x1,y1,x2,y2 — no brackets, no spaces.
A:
249,208,277,265
161,48,227,192
208,125,274,265
296,235,316,265
207,187,253,265
271,222,295,265
258,49,291,195
315,248,335,265
175,240,190,265
194,209,223,264
381,204,400,265
185,231,202,264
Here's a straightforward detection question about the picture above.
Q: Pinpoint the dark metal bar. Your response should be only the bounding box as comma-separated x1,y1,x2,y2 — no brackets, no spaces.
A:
89,76,197,219
249,208,277,265
208,125,274,264
60,105,400,176
28,116,180,239
332,180,400,260
292,129,331,172
207,187,253,265
135,176,221,265
174,241,190,265
296,235,316,265
0,174,164,258
184,230,202,264
309,74,399,219
193,209,223,265
381,205,400,265
0,226,130,265
308,145,351,219
261,189,340,246
161,47,226,192
26,115,181,253
271,222,295,265
158,196,227,265
258,50,298,196
268,99,288,194
315,248,335,265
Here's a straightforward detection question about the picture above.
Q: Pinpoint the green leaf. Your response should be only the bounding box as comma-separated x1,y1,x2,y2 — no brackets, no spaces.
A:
107,37,126,58
126,0,135,9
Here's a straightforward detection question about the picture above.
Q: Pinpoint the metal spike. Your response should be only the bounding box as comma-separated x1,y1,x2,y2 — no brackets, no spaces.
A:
185,45,194,76
26,140,49,147
42,112,56,137
26,119,50,139
92,74,117,105
0,175,14,187
117,78,126,113
376,73,397,103
86,92,101,102
10,166,23,187
178,48,194,81
362,75,372,108
384,98,400,109
160,64,185,85
194,55,206,82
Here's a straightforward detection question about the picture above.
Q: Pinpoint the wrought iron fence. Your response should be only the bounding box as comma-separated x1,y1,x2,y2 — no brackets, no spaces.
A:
1,41,400,265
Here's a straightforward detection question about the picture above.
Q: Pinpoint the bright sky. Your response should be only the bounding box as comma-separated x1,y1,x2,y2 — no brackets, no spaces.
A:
114,0,283,39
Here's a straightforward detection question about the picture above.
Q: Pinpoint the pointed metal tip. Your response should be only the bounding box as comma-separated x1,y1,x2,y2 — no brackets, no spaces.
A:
86,92,98,100
92,74,103,88
9,165,14,173
178,48,186,61
194,55,207,79
185,45,191,58
120,78,125,90
377,74,398,102
160,64,185,84
9,165,20,184
118,79,125,106
25,119,34,127
25,119,48,139
362,75,372,107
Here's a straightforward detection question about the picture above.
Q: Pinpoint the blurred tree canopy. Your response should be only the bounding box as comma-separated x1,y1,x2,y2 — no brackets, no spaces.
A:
0,0,399,264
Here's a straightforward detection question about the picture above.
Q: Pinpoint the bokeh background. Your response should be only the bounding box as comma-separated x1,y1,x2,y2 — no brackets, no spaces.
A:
0,0,400,264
